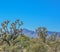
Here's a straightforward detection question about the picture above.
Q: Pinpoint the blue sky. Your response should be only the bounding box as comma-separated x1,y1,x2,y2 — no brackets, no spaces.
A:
0,0,60,32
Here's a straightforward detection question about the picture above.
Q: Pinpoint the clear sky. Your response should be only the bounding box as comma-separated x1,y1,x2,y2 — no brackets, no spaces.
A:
0,0,60,32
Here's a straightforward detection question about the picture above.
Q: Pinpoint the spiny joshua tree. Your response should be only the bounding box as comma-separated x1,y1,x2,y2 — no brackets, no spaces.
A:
11,19,23,36
1,20,9,34
36,27,48,43
0,19,23,46
0,19,24,52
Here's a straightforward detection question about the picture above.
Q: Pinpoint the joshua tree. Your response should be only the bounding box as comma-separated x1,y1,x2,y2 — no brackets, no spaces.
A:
1,20,9,34
0,19,23,46
11,19,23,36
36,27,48,43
